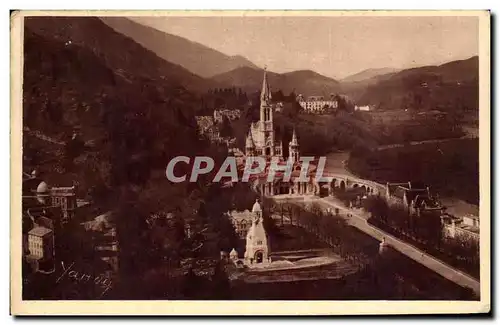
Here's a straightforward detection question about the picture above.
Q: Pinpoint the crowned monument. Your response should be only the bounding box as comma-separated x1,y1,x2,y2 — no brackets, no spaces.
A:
244,198,270,265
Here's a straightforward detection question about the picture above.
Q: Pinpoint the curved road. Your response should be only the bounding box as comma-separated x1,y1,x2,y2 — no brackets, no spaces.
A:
272,149,481,296
313,196,480,296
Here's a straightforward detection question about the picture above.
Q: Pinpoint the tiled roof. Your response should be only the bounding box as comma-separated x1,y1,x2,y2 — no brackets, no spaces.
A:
28,226,52,237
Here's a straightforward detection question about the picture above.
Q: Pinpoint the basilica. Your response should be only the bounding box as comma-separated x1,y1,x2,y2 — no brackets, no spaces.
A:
245,69,299,161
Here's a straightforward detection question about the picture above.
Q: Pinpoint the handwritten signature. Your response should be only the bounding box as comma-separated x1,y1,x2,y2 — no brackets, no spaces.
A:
56,262,113,298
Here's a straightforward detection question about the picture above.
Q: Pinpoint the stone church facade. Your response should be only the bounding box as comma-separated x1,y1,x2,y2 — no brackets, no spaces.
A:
245,69,299,161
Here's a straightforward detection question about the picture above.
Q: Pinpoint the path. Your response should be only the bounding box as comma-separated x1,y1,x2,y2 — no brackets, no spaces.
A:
23,127,66,146
23,127,98,148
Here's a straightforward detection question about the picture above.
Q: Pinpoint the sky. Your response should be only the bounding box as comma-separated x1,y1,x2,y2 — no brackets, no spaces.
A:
131,15,479,79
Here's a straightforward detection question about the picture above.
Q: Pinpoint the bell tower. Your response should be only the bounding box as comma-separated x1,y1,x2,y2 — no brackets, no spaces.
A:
289,128,300,162
260,68,275,158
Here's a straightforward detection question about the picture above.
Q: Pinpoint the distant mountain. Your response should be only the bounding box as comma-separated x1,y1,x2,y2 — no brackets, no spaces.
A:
211,67,341,96
24,16,214,93
343,56,479,111
341,67,399,83
101,17,260,78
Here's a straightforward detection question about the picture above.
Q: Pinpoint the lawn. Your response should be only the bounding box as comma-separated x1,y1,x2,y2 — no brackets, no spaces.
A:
269,224,330,253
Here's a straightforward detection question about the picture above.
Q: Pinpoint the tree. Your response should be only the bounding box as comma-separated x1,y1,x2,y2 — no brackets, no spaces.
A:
211,262,231,299
272,89,285,102
364,196,389,222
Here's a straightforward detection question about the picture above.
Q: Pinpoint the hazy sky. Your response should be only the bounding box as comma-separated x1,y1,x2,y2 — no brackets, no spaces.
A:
131,16,478,79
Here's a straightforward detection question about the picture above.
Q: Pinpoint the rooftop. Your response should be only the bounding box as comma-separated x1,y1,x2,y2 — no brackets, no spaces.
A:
28,226,52,237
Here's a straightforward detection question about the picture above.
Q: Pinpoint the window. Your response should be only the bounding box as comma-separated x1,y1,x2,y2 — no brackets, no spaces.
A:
257,240,263,245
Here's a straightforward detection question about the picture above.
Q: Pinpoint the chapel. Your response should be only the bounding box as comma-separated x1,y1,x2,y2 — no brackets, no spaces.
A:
244,198,270,265
245,69,300,161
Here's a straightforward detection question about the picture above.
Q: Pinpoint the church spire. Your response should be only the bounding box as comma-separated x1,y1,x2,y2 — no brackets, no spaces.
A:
290,128,298,146
260,67,272,102
245,129,255,149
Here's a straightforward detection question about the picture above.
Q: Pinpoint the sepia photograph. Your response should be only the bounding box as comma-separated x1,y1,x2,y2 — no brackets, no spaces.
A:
10,10,490,315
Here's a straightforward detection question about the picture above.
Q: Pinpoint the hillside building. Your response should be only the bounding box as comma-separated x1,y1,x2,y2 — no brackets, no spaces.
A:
213,108,241,123
26,226,54,273
296,94,338,114
355,105,372,112
229,209,254,238
28,226,54,260
23,172,78,223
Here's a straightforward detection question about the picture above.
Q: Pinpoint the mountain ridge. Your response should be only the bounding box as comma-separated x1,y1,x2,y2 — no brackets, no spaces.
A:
211,66,341,96
341,67,400,83
24,16,218,93
100,17,260,78
344,56,479,110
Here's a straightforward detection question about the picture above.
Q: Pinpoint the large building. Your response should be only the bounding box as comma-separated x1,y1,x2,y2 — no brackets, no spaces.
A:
296,95,338,114
32,181,77,222
245,69,298,160
385,182,442,216
229,210,254,238
26,226,54,273
28,226,54,260
23,171,79,223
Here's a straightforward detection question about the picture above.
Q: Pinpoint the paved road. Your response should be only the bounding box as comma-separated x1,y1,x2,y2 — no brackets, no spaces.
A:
23,127,66,146
312,196,481,296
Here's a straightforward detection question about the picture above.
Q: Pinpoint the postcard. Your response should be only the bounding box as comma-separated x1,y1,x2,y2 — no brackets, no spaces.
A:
10,10,490,315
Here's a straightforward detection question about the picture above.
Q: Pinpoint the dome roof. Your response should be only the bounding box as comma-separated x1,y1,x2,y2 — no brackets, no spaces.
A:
36,181,49,193
230,248,238,257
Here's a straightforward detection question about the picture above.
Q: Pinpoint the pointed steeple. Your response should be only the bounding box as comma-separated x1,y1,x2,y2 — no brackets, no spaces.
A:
290,128,298,146
260,67,272,102
245,129,255,148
